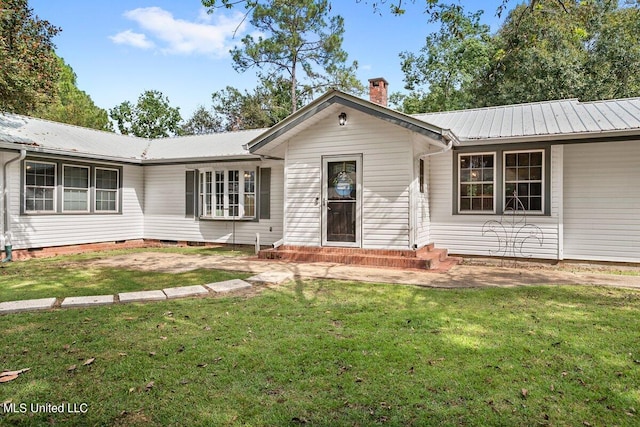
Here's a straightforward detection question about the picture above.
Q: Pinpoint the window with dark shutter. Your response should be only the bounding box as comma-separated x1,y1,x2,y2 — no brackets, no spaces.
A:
259,168,271,220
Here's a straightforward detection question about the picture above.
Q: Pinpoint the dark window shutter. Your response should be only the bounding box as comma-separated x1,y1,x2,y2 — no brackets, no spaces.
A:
185,170,196,217
259,168,271,220
419,159,425,193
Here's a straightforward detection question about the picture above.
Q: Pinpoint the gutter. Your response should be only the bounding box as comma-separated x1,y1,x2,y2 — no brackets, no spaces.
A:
419,130,457,159
2,149,26,262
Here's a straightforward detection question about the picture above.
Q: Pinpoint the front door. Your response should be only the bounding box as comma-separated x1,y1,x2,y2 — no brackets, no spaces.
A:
322,155,362,247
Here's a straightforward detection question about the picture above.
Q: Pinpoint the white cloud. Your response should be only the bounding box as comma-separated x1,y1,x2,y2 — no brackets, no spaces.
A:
109,30,155,49
111,7,247,57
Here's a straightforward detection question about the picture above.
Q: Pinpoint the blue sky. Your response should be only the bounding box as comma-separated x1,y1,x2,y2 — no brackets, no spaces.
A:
29,0,507,119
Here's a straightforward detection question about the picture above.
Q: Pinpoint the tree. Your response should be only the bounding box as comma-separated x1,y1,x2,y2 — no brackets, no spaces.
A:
181,105,222,135
203,0,363,113
109,90,182,138
211,75,294,131
398,4,491,113
36,55,111,131
0,0,60,114
583,5,640,100
397,1,640,113
470,0,635,107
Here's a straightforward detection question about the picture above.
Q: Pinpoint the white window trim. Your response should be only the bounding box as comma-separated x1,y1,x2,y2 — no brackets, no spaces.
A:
94,167,120,213
502,149,545,214
62,164,90,213
243,170,256,218
24,160,57,213
458,152,496,214
199,168,256,220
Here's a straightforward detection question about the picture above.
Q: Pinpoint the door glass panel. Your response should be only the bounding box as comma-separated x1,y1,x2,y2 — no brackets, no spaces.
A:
326,160,357,243
327,161,356,200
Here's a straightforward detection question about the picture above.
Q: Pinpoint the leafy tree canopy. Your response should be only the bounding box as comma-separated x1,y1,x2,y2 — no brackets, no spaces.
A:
181,105,223,135
203,0,363,113
0,0,60,114
397,0,640,113
109,90,182,138
210,75,295,131
35,55,111,131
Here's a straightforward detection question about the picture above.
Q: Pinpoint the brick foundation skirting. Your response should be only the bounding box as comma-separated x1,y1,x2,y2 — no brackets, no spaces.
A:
4,239,230,261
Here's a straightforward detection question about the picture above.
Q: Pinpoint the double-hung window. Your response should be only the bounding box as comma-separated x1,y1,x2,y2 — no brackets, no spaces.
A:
63,165,90,212
199,168,256,219
504,150,544,213
95,168,119,212
24,159,121,214
25,161,56,212
457,149,546,215
459,153,495,213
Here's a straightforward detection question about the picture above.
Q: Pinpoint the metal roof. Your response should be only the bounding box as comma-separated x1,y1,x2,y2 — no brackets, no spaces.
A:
2,96,640,163
413,97,640,143
0,114,149,162
143,128,266,163
0,114,262,163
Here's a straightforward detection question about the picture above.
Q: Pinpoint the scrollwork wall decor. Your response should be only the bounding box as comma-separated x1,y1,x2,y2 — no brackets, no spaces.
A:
482,192,544,265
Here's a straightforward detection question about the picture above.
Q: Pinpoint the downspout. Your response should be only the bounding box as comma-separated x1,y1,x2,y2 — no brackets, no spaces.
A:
2,149,27,262
413,133,455,249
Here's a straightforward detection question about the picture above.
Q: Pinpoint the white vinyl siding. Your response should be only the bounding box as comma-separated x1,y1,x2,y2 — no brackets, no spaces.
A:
284,109,413,250
9,163,144,250
414,156,430,248
143,161,283,246
563,141,640,263
430,150,560,260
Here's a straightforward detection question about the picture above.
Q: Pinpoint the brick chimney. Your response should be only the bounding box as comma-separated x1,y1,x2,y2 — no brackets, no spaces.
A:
368,77,388,107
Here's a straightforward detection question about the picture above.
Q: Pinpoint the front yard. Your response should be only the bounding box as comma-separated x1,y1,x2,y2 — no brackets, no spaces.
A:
1,250,639,426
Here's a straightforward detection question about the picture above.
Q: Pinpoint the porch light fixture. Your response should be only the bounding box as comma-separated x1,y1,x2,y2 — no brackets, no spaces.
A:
338,112,347,126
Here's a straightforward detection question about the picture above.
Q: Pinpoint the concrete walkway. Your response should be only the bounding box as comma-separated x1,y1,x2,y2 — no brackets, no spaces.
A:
85,252,640,290
0,272,293,315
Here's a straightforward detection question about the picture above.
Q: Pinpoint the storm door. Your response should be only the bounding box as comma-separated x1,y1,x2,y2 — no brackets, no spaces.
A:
322,155,362,247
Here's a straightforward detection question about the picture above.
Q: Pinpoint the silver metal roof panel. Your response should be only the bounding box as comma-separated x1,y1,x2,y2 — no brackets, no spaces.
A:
414,97,640,142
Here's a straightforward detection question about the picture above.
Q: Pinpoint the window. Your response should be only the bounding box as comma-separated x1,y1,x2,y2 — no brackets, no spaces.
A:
199,168,256,219
457,149,547,215
504,150,543,212
244,170,256,218
25,161,56,212
459,153,495,213
95,168,119,212
228,170,239,217
63,165,90,211
23,159,121,214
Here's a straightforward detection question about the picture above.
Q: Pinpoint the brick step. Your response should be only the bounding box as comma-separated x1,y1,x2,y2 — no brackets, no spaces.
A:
274,244,437,258
258,245,453,270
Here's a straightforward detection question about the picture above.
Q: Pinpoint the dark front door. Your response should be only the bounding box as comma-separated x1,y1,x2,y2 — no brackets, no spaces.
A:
323,156,361,247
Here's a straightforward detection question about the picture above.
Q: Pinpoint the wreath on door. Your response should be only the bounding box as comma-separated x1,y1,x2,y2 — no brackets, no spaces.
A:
333,171,353,197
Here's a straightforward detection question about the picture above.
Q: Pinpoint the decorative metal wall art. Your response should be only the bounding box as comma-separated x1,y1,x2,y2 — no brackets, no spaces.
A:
482,192,544,264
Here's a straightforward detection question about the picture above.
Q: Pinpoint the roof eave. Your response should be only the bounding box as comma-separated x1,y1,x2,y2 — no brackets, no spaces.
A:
141,154,261,165
457,128,640,146
0,141,143,164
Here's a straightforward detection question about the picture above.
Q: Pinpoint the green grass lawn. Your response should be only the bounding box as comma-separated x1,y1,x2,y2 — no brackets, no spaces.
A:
0,247,253,301
1,252,639,426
